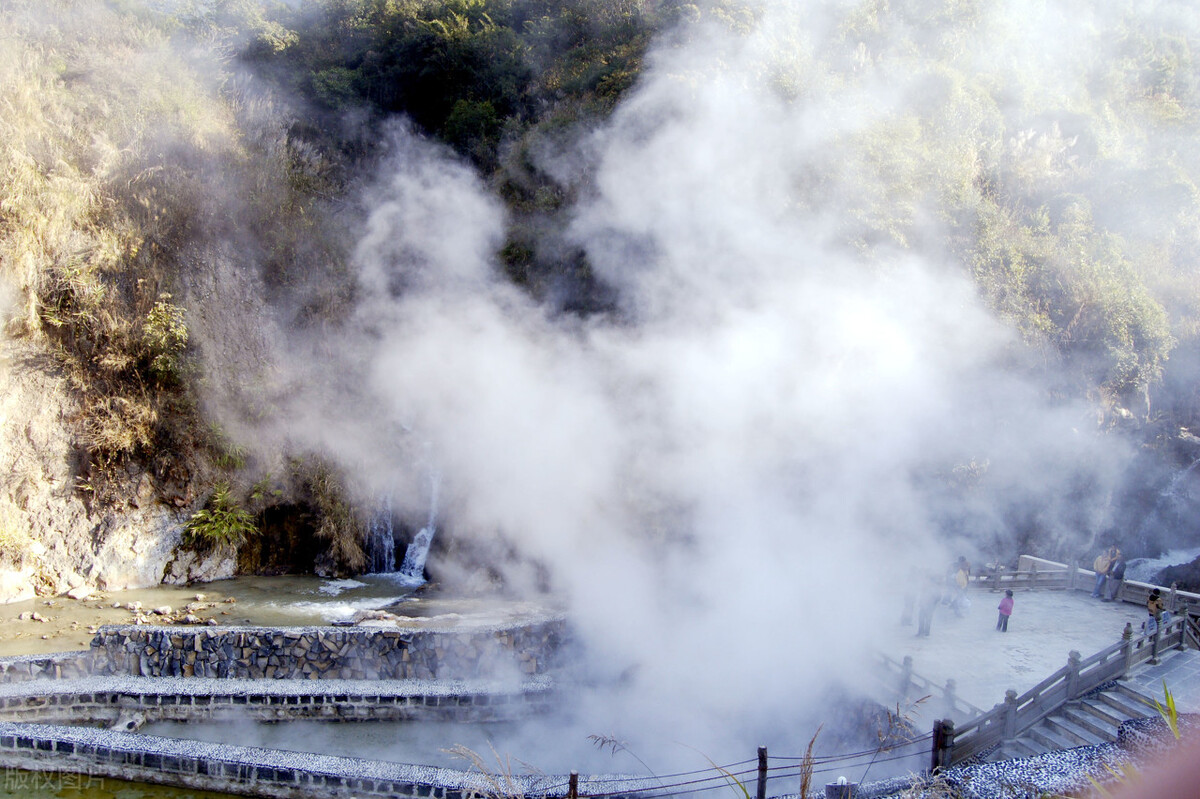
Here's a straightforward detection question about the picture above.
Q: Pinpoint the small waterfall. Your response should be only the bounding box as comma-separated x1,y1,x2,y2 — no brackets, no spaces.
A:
366,497,396,574
399,471,440,580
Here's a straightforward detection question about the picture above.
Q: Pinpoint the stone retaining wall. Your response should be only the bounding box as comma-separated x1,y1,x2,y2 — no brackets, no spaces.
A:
0,677,556,726
88,621,565,681
0,652,92,683
0,722,652,799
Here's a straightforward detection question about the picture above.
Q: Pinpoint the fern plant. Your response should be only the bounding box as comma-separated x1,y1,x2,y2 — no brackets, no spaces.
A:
183,482,256,550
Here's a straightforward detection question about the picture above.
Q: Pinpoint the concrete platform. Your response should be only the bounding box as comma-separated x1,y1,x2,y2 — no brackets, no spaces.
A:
879,586,1154,711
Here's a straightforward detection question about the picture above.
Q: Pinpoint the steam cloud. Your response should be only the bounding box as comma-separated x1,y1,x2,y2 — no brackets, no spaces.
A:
255,0,1162,769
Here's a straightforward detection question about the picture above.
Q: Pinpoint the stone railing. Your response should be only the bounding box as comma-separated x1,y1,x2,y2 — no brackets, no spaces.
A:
941,614,1189,766
878,653,984,723
973,556,1200,620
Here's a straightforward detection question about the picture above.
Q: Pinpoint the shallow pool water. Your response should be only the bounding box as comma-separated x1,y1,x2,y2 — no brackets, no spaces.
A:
0,575,557,656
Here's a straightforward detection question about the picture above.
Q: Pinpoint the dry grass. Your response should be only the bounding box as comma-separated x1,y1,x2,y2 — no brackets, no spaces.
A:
0,501,33,569
0,0,347,509
298,460,367,574
445,743,540,799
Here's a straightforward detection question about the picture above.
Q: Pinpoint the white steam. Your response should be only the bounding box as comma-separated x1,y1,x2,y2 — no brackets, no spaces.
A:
263,0,1152,769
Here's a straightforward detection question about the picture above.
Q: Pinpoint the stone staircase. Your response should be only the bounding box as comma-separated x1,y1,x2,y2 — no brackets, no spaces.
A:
989,680,1158,760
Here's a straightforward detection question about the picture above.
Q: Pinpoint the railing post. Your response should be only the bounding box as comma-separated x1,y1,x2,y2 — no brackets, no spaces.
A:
939,719,955,769
1121,623,1134,677
900,655,913,698
756,746,767,799
943,679,957,718
930,719,945,773
1030,561,1038,587
1150,624,1162,665
568,772,578,799
1170,582,1179,613
1067,560,1078,591
1065,650,1082,700
825,777,856,799
1002,689,1018,741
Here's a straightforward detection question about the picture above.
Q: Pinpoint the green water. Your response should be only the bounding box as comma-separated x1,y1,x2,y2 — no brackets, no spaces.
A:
0,769,239,799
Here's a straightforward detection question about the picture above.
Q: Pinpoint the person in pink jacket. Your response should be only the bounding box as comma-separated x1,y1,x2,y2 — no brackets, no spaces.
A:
996,589,1014,632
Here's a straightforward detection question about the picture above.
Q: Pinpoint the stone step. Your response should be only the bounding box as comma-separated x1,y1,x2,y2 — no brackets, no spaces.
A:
1027,723,1077,752
1095,689,1152,720
1113,681,1159,710
1060,705,1119,742
1078,697,1129,728
998,739,1040,760
1013,735,1050,757
1043,714,1107,747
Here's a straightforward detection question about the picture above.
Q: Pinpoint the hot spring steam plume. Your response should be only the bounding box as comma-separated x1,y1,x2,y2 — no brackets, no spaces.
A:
223,0,1197,769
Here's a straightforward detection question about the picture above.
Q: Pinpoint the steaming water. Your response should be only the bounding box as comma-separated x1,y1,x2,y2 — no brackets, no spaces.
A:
1125,546,1200,584
366,471,440,581
140,718,636,774
398,469,441,580
0,575,422,656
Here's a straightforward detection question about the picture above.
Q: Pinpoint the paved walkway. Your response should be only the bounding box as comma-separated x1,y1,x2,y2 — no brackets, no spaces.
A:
1123,646,1200,712
876,586,1153,712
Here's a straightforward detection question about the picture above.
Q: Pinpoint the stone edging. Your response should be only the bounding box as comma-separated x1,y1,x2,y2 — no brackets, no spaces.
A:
0,722,654,799
0,675,557,725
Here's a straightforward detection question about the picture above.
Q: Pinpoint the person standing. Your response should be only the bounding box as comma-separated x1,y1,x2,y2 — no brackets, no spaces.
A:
996,589,1014,632
1147,588,1165,634
1103,555,1126,602
1091,547,1115,598
950,556,971,615
917,576,939,637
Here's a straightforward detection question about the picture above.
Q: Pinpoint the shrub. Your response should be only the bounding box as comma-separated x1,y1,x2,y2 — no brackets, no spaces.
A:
141,294,189,384
184,482,257,550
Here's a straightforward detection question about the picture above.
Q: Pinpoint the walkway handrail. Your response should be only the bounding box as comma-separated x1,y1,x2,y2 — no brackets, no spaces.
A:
877,653,984,721
944,615,1188,765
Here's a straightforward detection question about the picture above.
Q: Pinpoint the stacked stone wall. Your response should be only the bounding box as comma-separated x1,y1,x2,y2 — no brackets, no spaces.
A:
86,621,564,681
0,653,92,683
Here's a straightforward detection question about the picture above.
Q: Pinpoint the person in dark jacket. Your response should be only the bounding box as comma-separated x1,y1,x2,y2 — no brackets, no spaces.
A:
1103,556,1126,602
1146,588,1165,634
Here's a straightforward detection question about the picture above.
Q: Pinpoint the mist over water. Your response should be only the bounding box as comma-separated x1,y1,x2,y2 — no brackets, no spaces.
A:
243,0,1192,771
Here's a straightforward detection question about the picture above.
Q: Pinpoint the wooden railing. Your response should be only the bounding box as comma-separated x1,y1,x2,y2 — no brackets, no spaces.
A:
940,615,1188,766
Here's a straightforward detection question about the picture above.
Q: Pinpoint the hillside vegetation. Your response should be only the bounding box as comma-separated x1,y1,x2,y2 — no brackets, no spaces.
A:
3,0,1200,588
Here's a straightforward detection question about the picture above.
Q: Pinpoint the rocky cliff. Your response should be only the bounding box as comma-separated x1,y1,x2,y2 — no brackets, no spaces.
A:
0,329,232,603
